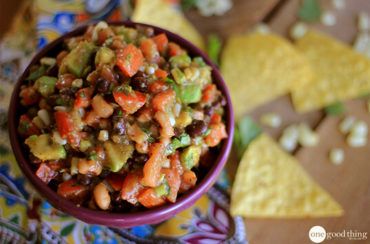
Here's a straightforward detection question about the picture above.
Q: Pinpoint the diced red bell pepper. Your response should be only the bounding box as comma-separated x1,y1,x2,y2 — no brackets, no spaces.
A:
152,33,168,53
152,89,175,112
137,188,165,208
210,113,222,124
142,143,165,187
116,44,144,77
113,89,147,114
121,173,143,205
179,170,197,193
106,173,125,191
168,42,184,57
148,80,168,94
54,111,74,139
154,68,168,79
140,38,160,63
57,178,89,204
18,114,40,137
204,123,227,147
74,87,93,109
201,84,217,104
19,86,40,106
162,154,181,203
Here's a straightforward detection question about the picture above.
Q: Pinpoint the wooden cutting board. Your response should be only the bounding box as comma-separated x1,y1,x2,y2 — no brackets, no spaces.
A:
189,0,370,243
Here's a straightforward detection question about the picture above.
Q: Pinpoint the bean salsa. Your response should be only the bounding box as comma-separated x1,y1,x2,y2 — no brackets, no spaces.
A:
18,22,227,211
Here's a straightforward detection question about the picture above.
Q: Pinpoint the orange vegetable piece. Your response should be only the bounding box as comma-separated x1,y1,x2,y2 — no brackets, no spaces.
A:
121,173,143,204
137,188,165,208
152,33,168,53
116,44,144,77
142,143,165,187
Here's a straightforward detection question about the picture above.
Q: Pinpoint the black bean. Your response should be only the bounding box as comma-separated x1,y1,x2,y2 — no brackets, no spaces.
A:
77,174,92,185
113,117,126,135
29,154,42,164
132,151,149,164
204,106,214,117
174,127,184,137
131,75,148,93
186,120,207,137
96,78,110,94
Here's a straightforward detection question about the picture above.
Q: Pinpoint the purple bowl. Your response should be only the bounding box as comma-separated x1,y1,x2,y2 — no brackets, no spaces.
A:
8,21,234,228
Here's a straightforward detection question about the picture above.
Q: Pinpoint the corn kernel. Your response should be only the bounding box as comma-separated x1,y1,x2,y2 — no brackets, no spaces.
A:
351,120,368,136
298,123,319,147
339,116,355,134
260,113,282,128
290,22,308,40
329,148,344,165
321,11,337,26
279,125,299,152
98,130,109,142
347,133,367,147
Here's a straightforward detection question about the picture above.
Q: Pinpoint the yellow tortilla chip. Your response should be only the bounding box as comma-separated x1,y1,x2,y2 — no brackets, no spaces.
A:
132,0,204,49
230,134,343,218
221,33,313,119
292,30,370,112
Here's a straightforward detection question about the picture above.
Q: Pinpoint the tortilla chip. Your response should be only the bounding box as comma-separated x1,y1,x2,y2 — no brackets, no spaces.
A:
230,134,343,218
221,33,313,119
292,30,370,112
132,0,204,49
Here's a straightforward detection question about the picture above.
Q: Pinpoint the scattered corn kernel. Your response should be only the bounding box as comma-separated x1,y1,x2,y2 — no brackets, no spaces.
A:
290,22,308,40
72,78,83,88
298,123,320,147
321,11,337,26
37,109,50,126
32,116,44,129
358,12,370,31
347,133,367,147
329,148,344,165
339,116,356,134
351,120,368,136
260,113,282,128
279,125,299,152
332,0,345,9
40,57,56,67
254,23,270,34
98,130,109,141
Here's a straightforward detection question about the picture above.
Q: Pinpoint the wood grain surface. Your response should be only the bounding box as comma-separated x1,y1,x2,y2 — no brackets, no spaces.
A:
0,0,369,243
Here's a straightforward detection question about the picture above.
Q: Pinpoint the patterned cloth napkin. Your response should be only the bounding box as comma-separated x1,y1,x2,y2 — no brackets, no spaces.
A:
0,1,247,243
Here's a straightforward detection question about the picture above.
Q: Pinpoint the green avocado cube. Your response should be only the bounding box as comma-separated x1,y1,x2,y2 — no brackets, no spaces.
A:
180,145,201,170
34,76,57,97
104,141,134,172
25,134,66,161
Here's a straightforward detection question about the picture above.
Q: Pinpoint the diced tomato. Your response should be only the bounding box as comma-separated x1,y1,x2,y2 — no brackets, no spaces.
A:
97,27,114,45
210,113,222,124
67,132,81,148
54,111,74,138
140,38,160,63
36,163,57,183
152,33,168,53
20,86,40,106
18,115,40,137
142,143,165,187
148,80,168,93
121,173,143,205
179,170,197,193
56,74,76,90
152,89,175,112
162,154,181,203
154,68,168,79
74,87,93,109
137,188,165,208
106,173,124,191
204,123,227,147
168,42,184,57
57,178,89,204
116,44,144,77
201,84,217,104
113,89,147,114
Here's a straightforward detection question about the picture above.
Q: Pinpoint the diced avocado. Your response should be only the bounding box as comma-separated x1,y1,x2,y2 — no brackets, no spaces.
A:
165,133,191,155
79,140,92,152
40,57,56,67
60,41,96,77
171,68,187,84
179,84,202,104
193,57,206,67
180,145,201,170
170,54,191,68
34,76,57,97
104,141,134,172
155,180,170,197
95,47,115,66
25,134,66,161
27,65,47,81
175,110,192,128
